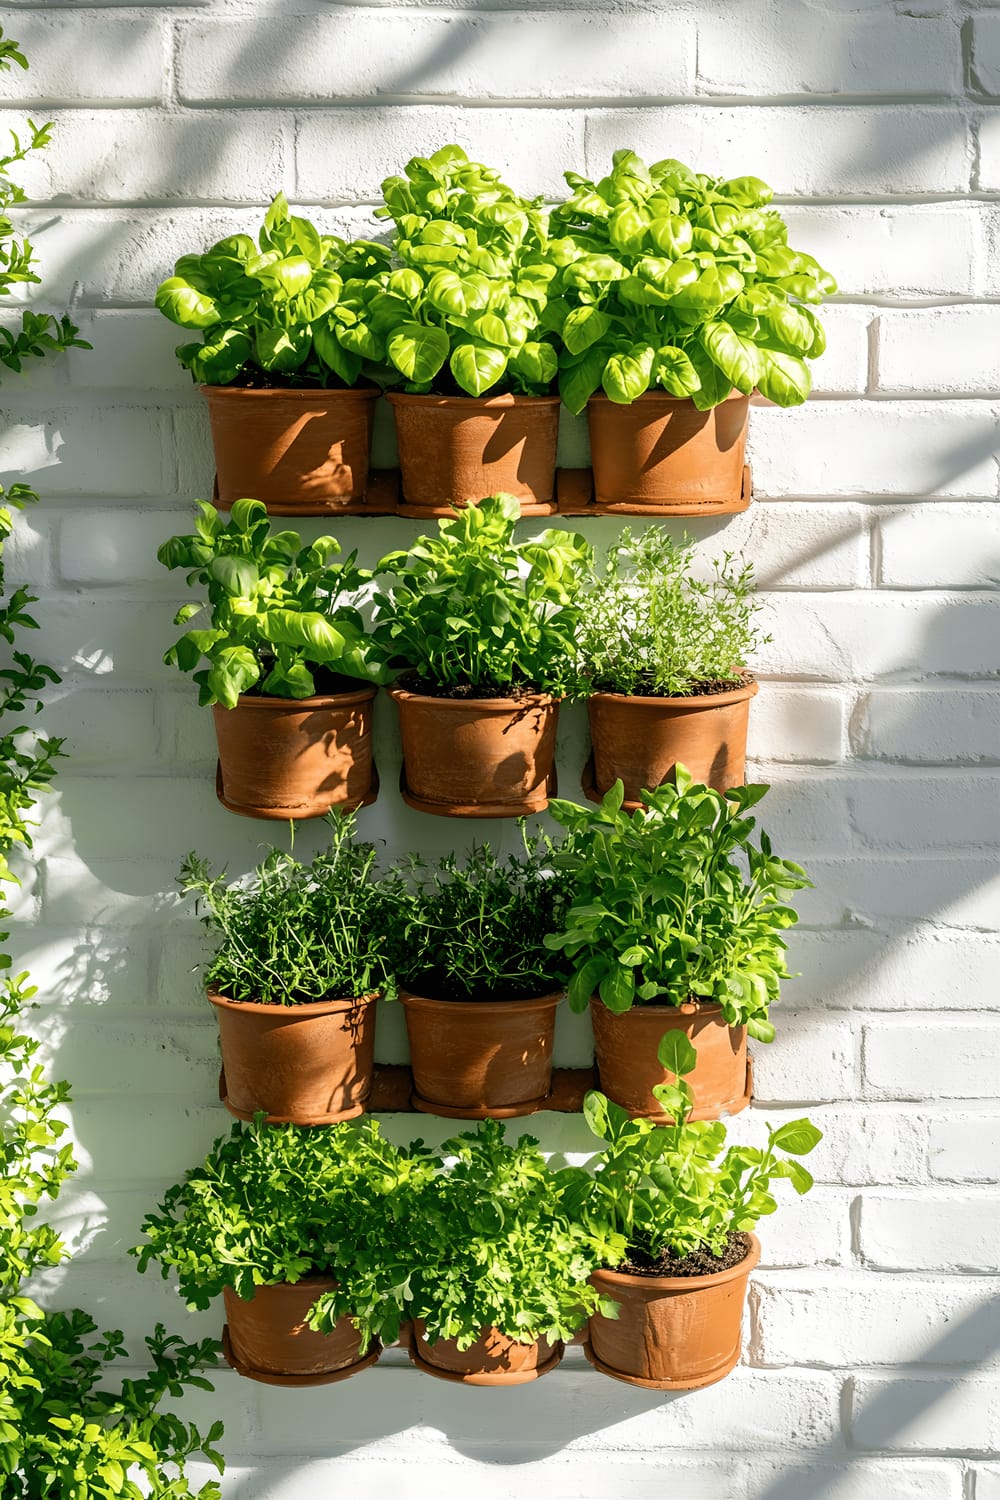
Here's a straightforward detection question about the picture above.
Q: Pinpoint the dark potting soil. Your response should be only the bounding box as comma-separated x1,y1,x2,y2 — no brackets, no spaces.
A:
593,671,754,700
617,1230,752,1279
223,368,347,391
399,672,543,702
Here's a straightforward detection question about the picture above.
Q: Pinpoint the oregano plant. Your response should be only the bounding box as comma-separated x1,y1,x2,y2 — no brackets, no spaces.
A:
0,27,225,1497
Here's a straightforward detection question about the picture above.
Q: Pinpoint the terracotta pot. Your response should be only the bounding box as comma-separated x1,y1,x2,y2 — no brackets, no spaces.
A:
222,1278,379,1385
386,392,560,516
400,989,562,1118
585,681,758,806
590,998,750,1122
209,988,377,1124
585,1235,761,1390
212,686,377,820
587,391,750,513
389,687,559,817
202,385,378,514
409,1321,563,1385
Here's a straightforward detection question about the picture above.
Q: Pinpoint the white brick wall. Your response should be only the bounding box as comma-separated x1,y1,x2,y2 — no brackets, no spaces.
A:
7,4,1000,1497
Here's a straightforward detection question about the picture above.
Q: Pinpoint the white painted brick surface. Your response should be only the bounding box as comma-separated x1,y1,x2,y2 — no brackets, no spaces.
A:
5,6,1000,1497
860,1193,1000,1271
178,13,696,103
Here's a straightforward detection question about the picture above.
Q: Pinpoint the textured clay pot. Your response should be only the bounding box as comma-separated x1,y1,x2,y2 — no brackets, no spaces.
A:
409,1321,563,1385
590,998,750,1122
212,686,377,820
400,990,562,1118
209,988,377,1124
585,681,758,807
585,1235,761,1390
202,385,378,514
389,687,559,817
587,391,750,514
386,392,560,516
222,1278,380,1385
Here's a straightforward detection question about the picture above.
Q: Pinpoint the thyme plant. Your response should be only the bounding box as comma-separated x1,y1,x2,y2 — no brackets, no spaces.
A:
387,832,572,1003
180,813,396,1005
578,528,768,696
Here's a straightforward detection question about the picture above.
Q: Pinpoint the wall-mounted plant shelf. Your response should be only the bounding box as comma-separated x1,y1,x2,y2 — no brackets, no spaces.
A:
368,1063,598,1114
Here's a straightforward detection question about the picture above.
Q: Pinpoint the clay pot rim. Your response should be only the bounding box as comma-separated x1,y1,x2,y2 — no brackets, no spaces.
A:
587,680,758,709
589,994,728,1019
223,685,377,711
224,1274,336,1302
386,391,561,410
592,1233,761,1295
399,988,564,1015
200,383,379,401
587,389,749,410
388,685,557,711
208,987,380,1017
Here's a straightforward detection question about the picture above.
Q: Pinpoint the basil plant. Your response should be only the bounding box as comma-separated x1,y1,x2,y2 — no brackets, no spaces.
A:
545,768,812,1040
548,149,837,413
155,192,390,386
158,499,389,707
368,145,560,396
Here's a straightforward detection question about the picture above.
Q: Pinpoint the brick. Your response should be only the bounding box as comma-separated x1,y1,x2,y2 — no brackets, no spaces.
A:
809,305,871,398
755,1187,852,1269
781,928,887,1010
750,402,1000,500
864,1020,1000,1101
697,9,959,97
792,928,1000,1012
0,15,162,102
4,110,287,204
67,310,190,392
856,688,1000,764
172,403,214,498
2,925,151,1012
585,107,971,197
797,856,1000,928
848,773,1000,849
878,505,1000,588
31,596,181,684
6,503,56,587
155,689,218,771
23,1012,218,1095
751,1015,857,1103
758,592,1000,681
975,1464,1000,1498
930,1116,1000,1182
60,509,193,584
781,203,978,299
860,1193,1000,1271
741,1458,963,1500
42,1185,165,1262
733,773,854,851
179,13,695,103
974,112,1000,192
68,1096,225,1183
747,685,849,764
973,17,1000,96
41,854,191,927
30,1259,218,1359
757,1274,1000,1367
0,404,169,496
296,108,585,201
877,307,1000,396
851,1374,1000,1450
720,502,868,590
34,687,161,770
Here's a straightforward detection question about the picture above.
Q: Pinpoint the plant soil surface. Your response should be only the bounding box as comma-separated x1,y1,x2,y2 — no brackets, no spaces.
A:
593,671,754,700
617,1230,752,1279
222,367,355,392
399,672,544,702
245,664,364,698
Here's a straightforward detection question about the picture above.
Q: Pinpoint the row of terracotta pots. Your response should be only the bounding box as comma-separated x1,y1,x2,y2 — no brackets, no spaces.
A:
214,676,757,822
205,384,751,519
211,986,748,1128
224,1240,759,1392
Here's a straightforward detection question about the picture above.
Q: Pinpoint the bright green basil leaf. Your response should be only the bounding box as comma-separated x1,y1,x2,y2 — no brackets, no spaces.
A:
155,277,220,330
387,322,450,382
700,320,761,395
254,323,311,373
651,344,701,397
450,339,508,396
772,1120,823,1155
312,321,363,385
510,341,557,386
206,646,260,709
756,347,811,406
563,305,612,356
602,343,655,404
187,327,252,385
559,346,607,415
647,214,693,258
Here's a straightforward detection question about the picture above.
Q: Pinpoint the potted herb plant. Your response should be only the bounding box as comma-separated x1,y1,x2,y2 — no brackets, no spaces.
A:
158,499,388,819
310,1120,624,1385
550,150,836,512
133,1118,432,1385
156,193,391,514
578,528,768,804
372,146,562,514
387,835,572,1117
372,492,591,816
577,1034,821,1389
179,814,394,1124
545,770,812,1119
